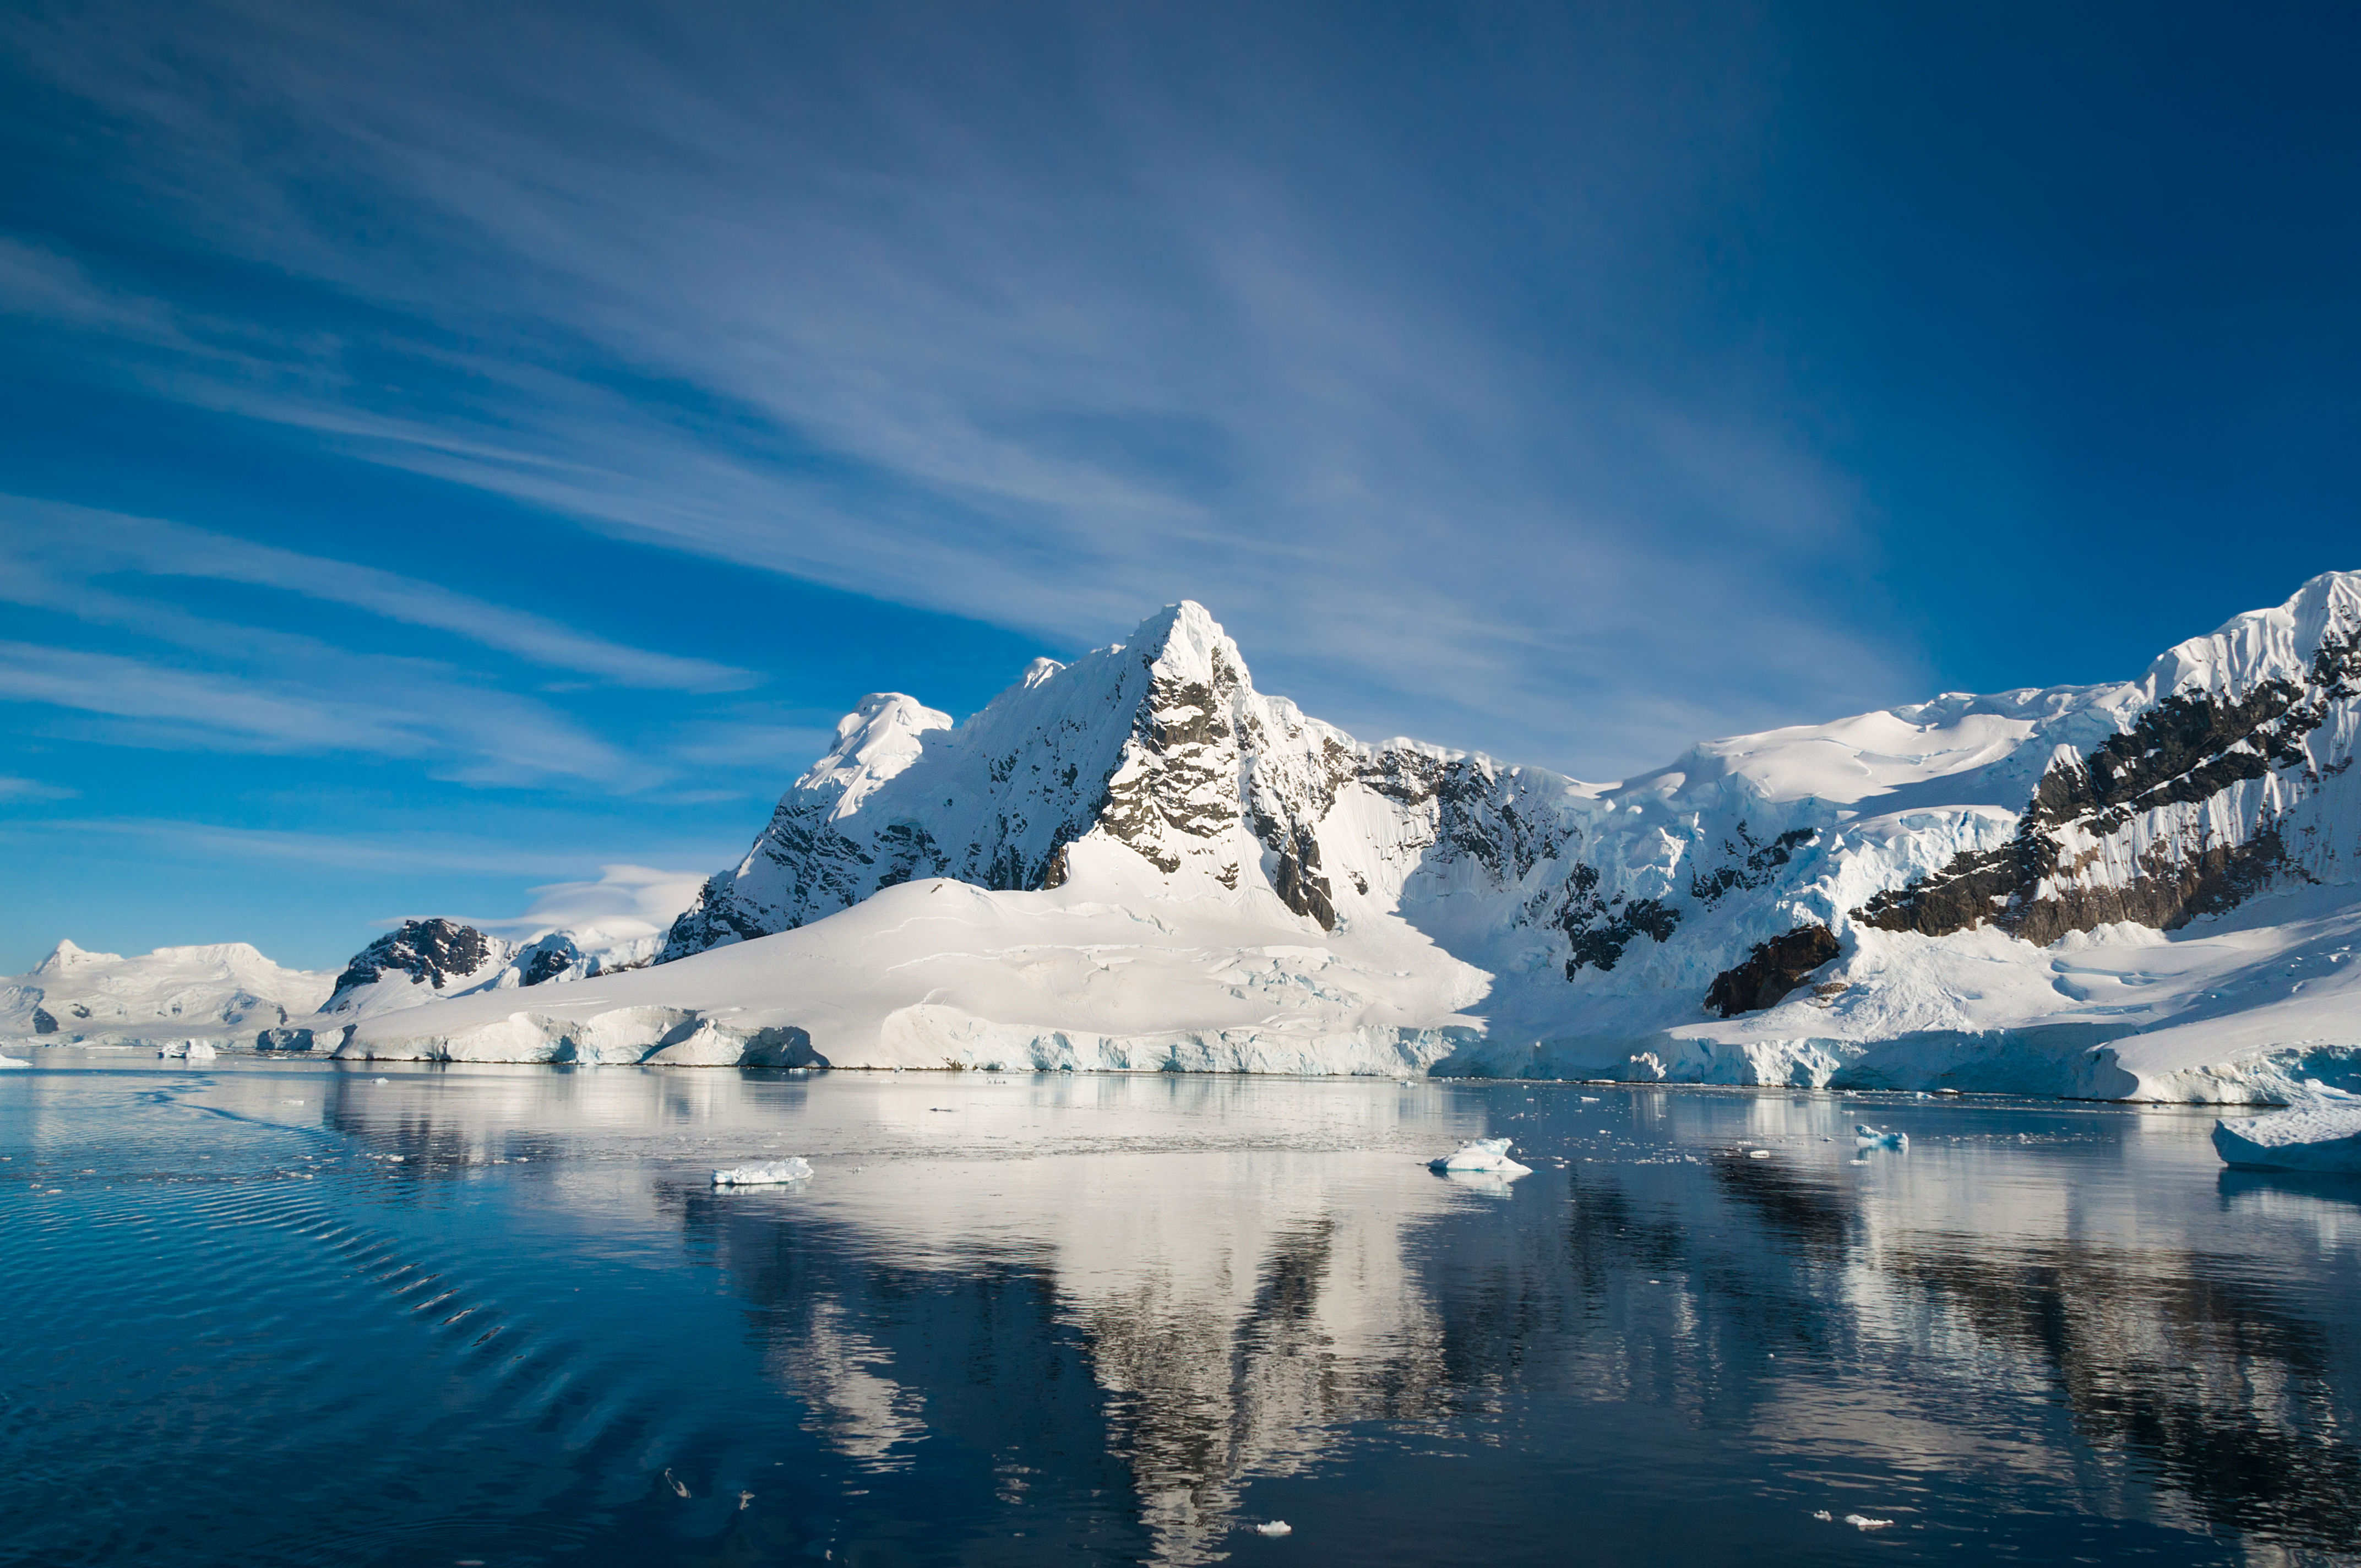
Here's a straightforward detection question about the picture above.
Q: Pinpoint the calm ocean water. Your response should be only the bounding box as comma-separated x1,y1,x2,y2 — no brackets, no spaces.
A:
4,1052,2358,1566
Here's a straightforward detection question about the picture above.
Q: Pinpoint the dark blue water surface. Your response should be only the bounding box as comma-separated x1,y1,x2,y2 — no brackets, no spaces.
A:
5,1052,2360,1566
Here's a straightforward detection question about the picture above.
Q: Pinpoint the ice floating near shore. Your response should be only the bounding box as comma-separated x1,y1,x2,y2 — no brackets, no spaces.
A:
156,1041,217,1062
1854,1124,1906,1150
712,1158,814,1186
1429,1137,1531,1177
1254,1521,1292,1537
0,1052,26,1068
2212,1082,2361,1173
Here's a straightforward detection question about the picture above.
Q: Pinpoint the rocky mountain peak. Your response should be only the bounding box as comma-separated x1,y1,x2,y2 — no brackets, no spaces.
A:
327,918,499,1011
2145,568,2361,700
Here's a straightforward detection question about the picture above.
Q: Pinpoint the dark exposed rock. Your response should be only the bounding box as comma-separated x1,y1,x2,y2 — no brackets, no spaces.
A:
1854,629,2361,946
30,1005,57,1034
1101,659,1242,866
1690,824,1818,907
1705,924,1841,1016
329,918,497,1009
1352,751,1569,883
255,1026,315,1052
516,935,576,987
1856,766,2313,945
1268,824,1338,930
1859,820,2300,946
1557,862,1683,976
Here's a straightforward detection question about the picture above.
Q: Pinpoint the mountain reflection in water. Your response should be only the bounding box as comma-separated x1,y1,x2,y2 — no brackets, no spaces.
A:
2,1057,2358,1566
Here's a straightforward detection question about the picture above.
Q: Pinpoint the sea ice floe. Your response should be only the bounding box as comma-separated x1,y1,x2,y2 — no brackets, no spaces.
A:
1854,1125,1906,1150
1428,1137,1531,1177
2212,1082,2361,1173
1844,1515,1893,1530
156,1040,218,1061
1254,1521,1292,1537
712,1158,814,1186
0,1052,27,1068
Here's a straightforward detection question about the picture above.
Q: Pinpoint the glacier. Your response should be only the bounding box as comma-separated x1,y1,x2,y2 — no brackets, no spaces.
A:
7,574,2361,1102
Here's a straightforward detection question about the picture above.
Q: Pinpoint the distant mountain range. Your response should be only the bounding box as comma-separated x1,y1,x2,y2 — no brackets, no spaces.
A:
8,575,2358,1101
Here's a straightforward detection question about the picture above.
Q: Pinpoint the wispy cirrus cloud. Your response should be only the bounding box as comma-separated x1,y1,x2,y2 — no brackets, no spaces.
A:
0,0,1914,777
0,639,646,787
1,497,756,692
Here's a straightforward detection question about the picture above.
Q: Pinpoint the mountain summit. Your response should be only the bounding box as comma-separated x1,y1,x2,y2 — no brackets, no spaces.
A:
660,601,1389,954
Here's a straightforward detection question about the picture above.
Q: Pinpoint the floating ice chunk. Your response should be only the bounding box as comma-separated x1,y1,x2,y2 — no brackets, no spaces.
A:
1428,1137,1531,1177
2212,1093,2361,1173
1844,1514,1892,1530
1254,1521,1292,1537
713,1157,814,1186
0,1052,26,1068
1811,1510,1833,1521
1854,1125,1906,1150
1746,1148,1771,1158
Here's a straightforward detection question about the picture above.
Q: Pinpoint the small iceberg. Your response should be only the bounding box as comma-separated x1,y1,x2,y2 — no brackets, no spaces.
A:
1254,1521,1292,1537
1854,1124,1906,1150
0,1052,27,1068
712,1158,814,1186
157,1041,219,1062
2213,1082,2361,1173
1429,1137,1531,1177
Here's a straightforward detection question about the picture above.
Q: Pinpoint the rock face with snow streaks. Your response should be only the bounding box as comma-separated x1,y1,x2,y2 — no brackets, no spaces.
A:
330,918,500,1006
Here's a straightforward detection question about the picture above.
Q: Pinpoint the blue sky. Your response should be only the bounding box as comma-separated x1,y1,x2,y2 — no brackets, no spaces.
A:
3,1,2356,973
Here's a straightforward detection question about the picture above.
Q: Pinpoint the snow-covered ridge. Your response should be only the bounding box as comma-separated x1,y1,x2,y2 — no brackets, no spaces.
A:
14,574,2361,1099
0,939,334,1044
320,916,661,1019
0,910,670,1052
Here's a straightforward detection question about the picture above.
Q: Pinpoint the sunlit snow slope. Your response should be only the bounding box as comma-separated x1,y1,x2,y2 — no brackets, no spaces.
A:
312,579,2361,1100
0,940,334,1047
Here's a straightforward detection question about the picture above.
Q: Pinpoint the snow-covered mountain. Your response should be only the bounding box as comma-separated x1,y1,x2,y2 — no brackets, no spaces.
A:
321,916,660,1019
327,578,2361,1099
0,913,663,1052
0,939,335,1045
